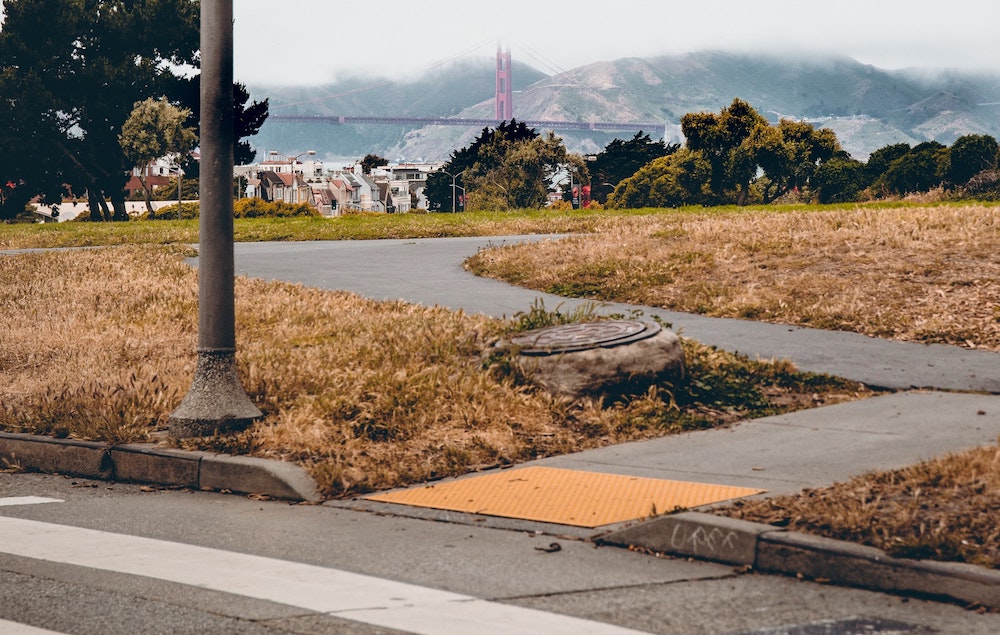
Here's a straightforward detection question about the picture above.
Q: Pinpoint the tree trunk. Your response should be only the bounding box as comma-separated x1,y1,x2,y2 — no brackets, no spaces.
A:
138,174,155,219
110,189,128,221
87,189,104,222
736,183,749,206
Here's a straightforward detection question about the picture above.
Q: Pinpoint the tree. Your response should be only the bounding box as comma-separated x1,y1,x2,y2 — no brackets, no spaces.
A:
883,141,948,195
0,0,200,221
233,83,269,166
947,134,999,186
589,132,678,204
680,99,844,205
682,98,768,204
607,148,713,208
425,120,564,211
465,130,571,210
864,143,911,194
813,156,866,203
119,97,198,217
760,120,840,202
361,153,389,175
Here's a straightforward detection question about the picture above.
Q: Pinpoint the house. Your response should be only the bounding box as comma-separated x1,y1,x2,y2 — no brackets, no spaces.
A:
309,184,336,216
253,170,312,205
125,157,177,198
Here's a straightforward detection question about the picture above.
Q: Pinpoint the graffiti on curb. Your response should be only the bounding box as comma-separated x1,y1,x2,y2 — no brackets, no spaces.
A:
670,524,740,557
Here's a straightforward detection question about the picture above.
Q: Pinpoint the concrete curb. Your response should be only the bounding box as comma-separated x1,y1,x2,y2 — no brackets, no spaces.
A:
598,511,1000,609
0,432,321,503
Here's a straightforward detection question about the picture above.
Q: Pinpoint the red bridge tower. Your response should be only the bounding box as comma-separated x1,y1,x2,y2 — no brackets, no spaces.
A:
495,42,513,121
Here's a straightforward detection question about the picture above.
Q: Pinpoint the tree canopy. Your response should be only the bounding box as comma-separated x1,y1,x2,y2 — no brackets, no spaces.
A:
426,120,575,211
0,0,200,221
611,99,842,208
0,1,269,221
588,132,677,204
946,134,999,186
119,97,198,217
361,153,389,175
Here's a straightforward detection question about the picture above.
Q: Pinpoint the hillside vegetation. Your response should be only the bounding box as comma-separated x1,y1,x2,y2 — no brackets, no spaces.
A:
251,51,1000,161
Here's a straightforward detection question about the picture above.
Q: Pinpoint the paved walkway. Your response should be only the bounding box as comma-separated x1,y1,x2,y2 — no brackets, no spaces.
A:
229,236,1000,502
231,236,1000,393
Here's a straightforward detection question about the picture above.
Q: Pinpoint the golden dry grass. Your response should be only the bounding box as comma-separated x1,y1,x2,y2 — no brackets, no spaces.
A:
466,204,1000,351
723,441,1000,569
1,246,867,497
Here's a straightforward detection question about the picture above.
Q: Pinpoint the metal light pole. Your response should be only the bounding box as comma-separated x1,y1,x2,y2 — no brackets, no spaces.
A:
439,169,459,212
169,0,262,437
177,164,183,220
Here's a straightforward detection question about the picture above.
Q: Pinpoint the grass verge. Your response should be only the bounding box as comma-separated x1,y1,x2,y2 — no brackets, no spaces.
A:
466,203,1000,351
0,207,666,249
0,246,872,498
719,441,1000,569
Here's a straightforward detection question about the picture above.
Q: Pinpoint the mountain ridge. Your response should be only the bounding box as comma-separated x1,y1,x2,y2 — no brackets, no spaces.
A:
248,51,1000,162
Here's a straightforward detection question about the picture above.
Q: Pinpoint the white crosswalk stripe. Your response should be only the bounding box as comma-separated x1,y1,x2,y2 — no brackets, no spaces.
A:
0,516,650,635
0,618,67,634
0,497,64,507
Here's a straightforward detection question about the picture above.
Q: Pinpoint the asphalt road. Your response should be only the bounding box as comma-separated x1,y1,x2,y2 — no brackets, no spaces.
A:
3,473,999,635
4,236,1000,634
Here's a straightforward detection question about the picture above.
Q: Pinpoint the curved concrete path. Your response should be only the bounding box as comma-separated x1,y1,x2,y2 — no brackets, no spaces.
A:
230,236,1000,393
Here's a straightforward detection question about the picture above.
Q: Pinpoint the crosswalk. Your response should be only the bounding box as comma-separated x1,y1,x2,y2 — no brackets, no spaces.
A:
0,504,649,635
0,619,66,635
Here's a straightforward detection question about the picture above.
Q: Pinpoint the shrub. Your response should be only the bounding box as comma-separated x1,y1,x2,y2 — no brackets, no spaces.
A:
137,202,200,220
233,197,319,218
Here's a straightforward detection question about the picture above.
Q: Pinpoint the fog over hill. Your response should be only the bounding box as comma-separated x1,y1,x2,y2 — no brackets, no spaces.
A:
249,51,1000,163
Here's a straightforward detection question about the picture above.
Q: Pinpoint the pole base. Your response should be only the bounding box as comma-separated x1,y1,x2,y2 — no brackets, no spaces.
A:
168,349,263,438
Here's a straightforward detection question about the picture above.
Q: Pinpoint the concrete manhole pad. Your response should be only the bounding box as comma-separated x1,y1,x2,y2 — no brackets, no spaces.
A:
496,320,684,400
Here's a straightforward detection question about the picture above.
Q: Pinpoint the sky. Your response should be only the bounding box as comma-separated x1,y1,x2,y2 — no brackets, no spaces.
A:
0,0,995,83
232,0,1000,86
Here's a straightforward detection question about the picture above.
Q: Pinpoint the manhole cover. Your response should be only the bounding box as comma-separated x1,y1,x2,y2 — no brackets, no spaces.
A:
729,616,930,635
508,320,662,356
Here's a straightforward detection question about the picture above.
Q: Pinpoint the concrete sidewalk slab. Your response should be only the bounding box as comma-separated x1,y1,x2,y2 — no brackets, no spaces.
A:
536,391,1000,496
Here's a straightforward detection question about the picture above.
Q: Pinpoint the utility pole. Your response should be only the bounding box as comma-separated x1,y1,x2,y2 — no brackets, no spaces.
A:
169,0,262,437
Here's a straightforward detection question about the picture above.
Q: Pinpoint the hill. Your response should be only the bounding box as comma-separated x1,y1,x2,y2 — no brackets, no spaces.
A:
248,51,1000,163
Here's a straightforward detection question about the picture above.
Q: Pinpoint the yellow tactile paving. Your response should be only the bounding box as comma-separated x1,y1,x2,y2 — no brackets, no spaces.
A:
365,466,765,528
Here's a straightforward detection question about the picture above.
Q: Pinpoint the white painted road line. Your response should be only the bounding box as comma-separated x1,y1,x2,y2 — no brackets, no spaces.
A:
0,497,64,507
0,618,68,634
0,517,650,635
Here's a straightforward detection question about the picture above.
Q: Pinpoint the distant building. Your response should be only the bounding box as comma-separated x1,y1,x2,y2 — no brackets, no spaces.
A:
236,157,441,214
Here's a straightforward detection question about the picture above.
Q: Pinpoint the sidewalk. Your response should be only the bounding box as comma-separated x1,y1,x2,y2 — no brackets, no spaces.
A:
4,236,1000,609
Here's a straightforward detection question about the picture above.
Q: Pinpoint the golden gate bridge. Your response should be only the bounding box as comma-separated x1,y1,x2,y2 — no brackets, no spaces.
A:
267,44,668,136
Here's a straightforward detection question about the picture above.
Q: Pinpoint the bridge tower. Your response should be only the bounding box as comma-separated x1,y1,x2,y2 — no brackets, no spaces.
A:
495,42,513,121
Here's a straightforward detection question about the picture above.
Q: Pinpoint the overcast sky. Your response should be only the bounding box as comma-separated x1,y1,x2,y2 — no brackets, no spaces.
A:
233,0,1000,86
0,1,994,84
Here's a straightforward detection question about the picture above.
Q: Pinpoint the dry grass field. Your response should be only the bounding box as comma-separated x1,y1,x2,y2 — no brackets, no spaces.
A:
0,246,865,498
467,203,1000,351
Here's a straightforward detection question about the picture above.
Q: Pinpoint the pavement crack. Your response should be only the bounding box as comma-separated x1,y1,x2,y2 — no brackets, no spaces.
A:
492,574,740,602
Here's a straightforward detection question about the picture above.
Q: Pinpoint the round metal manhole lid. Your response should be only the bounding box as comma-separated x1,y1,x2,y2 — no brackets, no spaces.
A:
508,320,662,356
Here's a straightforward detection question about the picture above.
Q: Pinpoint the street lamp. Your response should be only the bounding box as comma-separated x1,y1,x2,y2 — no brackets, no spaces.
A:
438,169,462,213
